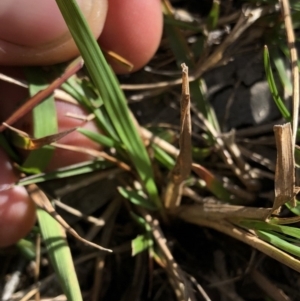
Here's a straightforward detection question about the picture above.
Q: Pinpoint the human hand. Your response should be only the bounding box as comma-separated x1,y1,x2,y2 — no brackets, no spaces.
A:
0,0,163,247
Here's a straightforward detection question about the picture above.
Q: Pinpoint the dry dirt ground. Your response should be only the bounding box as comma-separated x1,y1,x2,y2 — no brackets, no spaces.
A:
2,1,300,301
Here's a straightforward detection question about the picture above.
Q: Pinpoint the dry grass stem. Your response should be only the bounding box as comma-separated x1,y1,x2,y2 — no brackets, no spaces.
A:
34,234,41,301
141,127,179,157
85,197,121,242
141,126,254,202
53,143,131,172
251,269,291,301
54,168,122,196
176,213,300,273
164,63,192,208
238,145,276,172
273,123,296,212
143,213,197,301
54,200,105,226
0,58,84,132
64,112,95,122
91,215,117,301
0,71,79,104
27,184,112,252
191,105,258,192
173,204,272,221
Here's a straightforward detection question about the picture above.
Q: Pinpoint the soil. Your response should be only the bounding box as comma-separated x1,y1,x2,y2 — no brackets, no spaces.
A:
2,1,300,301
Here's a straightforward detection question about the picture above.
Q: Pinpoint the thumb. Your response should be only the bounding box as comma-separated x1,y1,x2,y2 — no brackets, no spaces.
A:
0,0,108,65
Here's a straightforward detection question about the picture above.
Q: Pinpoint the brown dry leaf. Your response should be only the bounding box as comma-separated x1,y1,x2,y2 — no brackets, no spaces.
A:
104,48,134,72
163,63,192,208
0,57,84,132
27,184,111,252
3,123,77,150
273,123,296,214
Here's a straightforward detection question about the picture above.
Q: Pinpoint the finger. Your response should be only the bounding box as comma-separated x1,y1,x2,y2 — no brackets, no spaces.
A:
0,68,102,170
0,0,108,65
0,68,102,247
98,0,163,73
0,148,36,248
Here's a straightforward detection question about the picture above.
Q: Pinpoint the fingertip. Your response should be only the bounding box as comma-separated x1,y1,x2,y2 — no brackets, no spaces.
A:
0,0,108,65
98,0,163,74
0,149,36,248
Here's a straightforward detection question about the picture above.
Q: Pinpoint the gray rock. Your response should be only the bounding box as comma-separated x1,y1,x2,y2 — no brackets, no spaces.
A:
250,81,280,125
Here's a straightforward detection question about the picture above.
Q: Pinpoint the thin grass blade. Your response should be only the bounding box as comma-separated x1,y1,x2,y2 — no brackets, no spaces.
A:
55,0,161,211
37,209,83,301
18,160,112,186
132,234,153,256
22,67,83,301
264,46,291,120
118,187,157,211
256,230,300,258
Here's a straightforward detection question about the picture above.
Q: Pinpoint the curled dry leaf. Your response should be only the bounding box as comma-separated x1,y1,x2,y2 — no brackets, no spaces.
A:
3,122,77,150
272,123,296,214
163,63,192,209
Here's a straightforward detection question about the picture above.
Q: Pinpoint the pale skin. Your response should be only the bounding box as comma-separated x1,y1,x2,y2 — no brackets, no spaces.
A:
0,0,163,247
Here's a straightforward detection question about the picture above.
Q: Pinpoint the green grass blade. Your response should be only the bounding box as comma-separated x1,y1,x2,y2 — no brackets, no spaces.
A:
22,67,83,301
163,16,203,32
18,160,111,186
295,147,300,166
192,146,211,161
163,6,194,67
62,78,119,141
78,128,123,149
271,231,300,244
21,68,57,173
118,187,157,211
256,230,300,258
263,46,291,120
271,48,293,95
152,144,176,170
240,219,300,239
285,199,300,215
37,209,82,301
16,239,36,261
207,0,220,30
132,234,153,256
163,2,220,132
130,212,149,228
55,0,161,210
192,164,235,203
